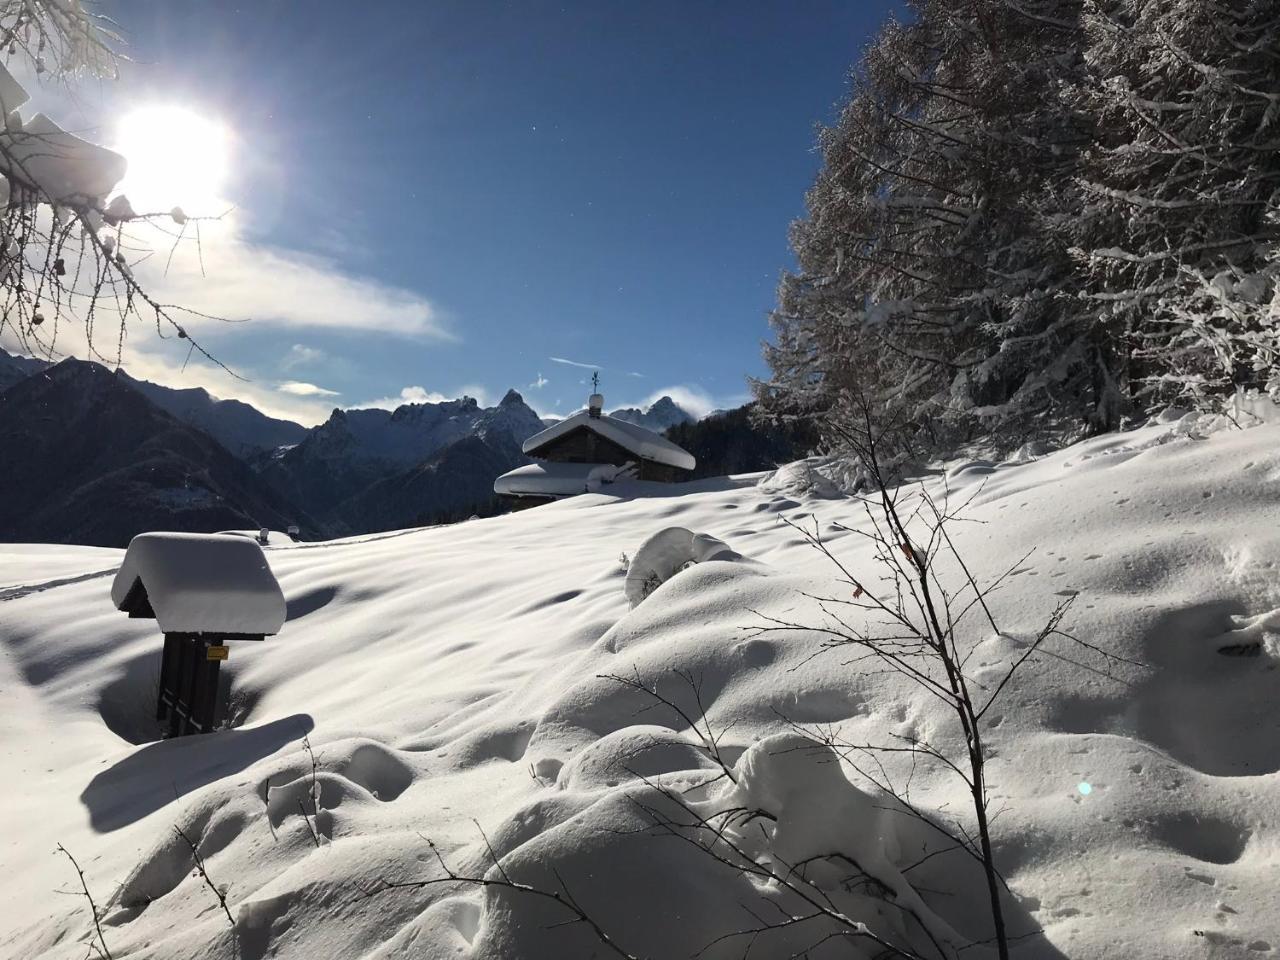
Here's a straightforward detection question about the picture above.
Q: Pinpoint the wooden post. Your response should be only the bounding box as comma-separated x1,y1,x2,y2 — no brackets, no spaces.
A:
167,634,192,737
155,631,260,738
156,633,178,721
190,642,222,734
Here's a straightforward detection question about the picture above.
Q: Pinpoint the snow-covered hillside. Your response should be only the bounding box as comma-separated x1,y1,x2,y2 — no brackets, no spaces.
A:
2,412,1278,959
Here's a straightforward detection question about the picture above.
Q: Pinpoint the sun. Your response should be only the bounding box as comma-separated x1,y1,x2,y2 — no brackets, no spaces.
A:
114,105,231,216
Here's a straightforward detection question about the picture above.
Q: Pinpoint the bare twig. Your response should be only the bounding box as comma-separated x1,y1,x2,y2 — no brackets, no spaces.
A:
297,734,322,847
601,668,739,784
172,824,235,926
54,843,113,960
361,828,642,960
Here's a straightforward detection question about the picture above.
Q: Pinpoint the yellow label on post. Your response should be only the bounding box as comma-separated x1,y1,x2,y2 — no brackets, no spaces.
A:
206,645,229,661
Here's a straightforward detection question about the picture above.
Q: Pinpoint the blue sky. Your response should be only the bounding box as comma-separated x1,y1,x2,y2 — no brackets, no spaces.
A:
60,1,901,422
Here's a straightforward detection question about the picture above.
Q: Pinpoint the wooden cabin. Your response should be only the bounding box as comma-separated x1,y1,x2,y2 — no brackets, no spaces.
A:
494,391,696,509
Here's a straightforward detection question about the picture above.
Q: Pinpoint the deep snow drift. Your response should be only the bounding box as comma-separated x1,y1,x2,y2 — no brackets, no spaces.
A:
1,412,1278,959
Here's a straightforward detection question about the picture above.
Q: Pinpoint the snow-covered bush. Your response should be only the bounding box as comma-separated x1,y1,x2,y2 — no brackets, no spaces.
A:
624,527,742,608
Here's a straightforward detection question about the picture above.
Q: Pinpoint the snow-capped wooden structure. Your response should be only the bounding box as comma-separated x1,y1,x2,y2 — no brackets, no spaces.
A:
494,391,696,509
112,532,286,737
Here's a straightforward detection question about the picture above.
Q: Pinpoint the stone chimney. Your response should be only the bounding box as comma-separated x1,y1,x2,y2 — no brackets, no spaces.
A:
588,392,604,418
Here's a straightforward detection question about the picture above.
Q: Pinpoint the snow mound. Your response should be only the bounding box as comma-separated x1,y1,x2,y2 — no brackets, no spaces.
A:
757,455,855,498
624,526,744,607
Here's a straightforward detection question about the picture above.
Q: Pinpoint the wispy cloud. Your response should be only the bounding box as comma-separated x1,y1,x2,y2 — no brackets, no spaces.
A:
281,344,327,370
548,357,642,382
549,355,599,370
128,215,456,341
530,372,549,389
277,380,340,397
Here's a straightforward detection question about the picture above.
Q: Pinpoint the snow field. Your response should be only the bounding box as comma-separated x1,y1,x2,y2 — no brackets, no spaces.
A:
1,414,1278,958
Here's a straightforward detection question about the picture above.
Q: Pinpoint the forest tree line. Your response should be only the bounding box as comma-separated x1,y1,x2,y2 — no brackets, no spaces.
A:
757,0,1279,459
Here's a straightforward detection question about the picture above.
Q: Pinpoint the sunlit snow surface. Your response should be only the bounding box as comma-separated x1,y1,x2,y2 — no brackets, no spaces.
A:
2,413,1279,958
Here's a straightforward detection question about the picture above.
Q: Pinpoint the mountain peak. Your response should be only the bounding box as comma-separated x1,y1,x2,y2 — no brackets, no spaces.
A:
608,395,696,431
500,388,525,407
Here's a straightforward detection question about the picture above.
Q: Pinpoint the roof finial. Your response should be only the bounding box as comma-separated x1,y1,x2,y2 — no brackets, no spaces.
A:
588,371,604,418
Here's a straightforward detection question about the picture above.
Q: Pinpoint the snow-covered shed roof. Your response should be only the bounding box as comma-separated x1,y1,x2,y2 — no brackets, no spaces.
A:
522,410,696,471
111,532,287,636
494,461,632,499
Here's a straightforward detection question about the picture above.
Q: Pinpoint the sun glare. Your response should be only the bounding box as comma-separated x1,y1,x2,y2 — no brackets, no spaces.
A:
114,105,231,215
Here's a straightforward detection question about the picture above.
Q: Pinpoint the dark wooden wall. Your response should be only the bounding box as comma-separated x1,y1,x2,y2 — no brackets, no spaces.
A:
637,460,680,482
500,493,557,510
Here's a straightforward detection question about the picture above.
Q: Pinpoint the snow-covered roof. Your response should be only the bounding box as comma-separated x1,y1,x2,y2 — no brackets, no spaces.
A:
494,461,631,498
522,410,696,471
111,532,287,636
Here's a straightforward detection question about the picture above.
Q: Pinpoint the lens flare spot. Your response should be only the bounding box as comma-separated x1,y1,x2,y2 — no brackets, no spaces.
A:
1077,781,1093,796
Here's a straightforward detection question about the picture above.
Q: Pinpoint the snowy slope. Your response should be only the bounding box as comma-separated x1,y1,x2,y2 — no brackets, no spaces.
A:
2,413,1279,959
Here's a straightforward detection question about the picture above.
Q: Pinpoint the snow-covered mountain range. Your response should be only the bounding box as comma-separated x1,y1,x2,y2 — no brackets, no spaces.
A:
122,375,310,458
0,359,322,546
258,389,547,528
608,395,696,431
0,345,48,392
0,348,714,542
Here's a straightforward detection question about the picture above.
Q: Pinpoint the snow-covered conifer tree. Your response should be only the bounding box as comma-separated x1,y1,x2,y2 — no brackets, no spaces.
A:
1065,0,1280,417
759,0,1091,456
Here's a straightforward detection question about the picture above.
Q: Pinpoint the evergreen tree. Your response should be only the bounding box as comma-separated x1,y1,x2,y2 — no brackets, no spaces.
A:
760,0,1280,455
760,1,1091,457
1066,0,1280,418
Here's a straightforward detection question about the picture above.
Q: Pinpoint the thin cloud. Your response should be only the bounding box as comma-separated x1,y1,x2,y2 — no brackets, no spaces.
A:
549,356,599,370
281,344,326,370
530,372,549,389
277,380,340,397
129,214,457,340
